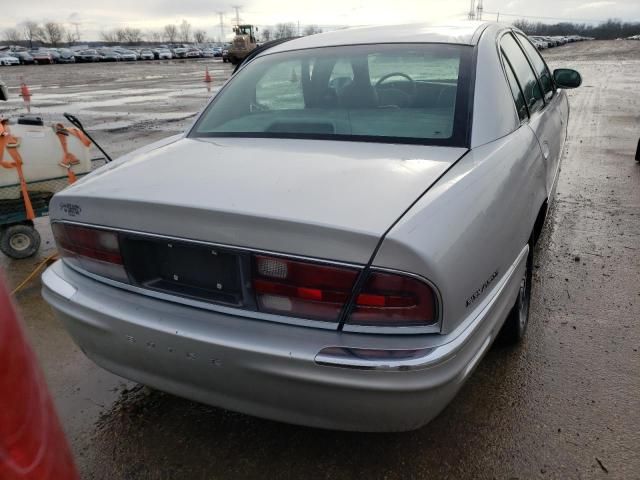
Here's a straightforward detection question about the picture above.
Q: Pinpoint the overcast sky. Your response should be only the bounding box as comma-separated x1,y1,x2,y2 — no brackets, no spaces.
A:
2,0,640,41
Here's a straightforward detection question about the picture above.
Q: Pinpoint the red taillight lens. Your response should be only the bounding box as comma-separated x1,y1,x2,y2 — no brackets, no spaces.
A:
252,255,437,327
253,255,359,322
347,271,437,327
51,223,128,282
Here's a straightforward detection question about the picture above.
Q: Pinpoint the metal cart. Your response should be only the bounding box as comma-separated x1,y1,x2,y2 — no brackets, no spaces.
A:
0,157,106,259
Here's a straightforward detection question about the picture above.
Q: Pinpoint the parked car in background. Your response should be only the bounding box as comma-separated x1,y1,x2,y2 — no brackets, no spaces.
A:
58,49,77,63
172,46,188,58
98,49,121,61
0,53,19,66
114,48,137,61
213,46,223,57
43,21,582,432
186,48,202,58
31,50,54,64
530,36,550,49
201,47,216,58
75,49,101,62
139,49,155,60
152,47,172,59
10,50,35,64
48,49,61,63
156,48,172,59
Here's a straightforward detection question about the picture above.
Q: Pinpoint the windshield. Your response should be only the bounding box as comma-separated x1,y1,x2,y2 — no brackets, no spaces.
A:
190,43,473,146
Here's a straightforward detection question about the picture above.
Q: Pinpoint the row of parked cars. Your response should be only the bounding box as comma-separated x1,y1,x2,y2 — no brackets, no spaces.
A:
528,34,593,50
0,44,226,66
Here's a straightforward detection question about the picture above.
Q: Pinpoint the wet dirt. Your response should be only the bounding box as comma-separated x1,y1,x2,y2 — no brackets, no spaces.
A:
2,41,639,479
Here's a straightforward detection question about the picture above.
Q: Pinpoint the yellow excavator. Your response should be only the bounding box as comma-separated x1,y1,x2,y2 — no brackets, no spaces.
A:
228,25,258,65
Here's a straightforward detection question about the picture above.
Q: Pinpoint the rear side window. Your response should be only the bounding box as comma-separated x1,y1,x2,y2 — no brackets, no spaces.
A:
500,34,544,114
503,58,528,121
515,33,554,101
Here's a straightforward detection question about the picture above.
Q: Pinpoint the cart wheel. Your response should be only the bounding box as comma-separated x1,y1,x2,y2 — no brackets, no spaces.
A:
0,225,41,259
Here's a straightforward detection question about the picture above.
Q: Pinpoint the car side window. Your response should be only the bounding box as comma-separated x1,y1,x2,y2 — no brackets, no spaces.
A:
255,59,305,110
500,34,544,114
515,33,554,101
502,55,528,122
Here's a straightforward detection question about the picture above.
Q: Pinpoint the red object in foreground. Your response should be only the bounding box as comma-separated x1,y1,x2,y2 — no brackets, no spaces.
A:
0,275,79,480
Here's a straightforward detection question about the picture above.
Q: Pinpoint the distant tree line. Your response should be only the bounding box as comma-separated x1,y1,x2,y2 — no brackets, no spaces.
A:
513,18,640,40
3,21,76,48
101,20,208,45
253,23,322,42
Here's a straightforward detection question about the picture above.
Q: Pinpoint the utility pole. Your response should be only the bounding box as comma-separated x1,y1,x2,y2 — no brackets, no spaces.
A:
476,0,483,21
467,0,475,20
232,6,241,26
496,12,500,22
217,12,224,43
71,22,81,42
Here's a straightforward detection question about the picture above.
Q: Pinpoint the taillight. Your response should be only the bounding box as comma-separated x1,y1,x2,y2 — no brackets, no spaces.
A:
253,255,359,322
252,255,437,327
51,223,128,283
346,271,437,327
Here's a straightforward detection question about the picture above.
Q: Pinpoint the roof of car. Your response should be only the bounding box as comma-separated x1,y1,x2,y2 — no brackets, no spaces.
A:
264,21,492,55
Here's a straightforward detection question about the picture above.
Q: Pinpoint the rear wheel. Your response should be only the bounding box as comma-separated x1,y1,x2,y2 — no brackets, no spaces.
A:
498,234,534,345
0,224,41,259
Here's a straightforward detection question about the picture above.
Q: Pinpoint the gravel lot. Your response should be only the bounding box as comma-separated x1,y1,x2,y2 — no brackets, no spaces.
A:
2,41,639,479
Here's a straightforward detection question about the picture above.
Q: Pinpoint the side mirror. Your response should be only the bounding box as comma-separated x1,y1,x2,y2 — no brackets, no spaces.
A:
553,68,582,89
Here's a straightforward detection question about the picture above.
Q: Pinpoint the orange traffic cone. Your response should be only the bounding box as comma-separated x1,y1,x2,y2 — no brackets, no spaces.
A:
19,79,31,113
204,67,212,83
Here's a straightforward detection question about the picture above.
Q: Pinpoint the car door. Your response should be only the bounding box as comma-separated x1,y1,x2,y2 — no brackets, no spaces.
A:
500,32,561,196
514,32,567,190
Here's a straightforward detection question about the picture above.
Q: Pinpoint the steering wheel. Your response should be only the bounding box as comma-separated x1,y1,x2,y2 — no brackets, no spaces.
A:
374,72,416,106
375,72,415,88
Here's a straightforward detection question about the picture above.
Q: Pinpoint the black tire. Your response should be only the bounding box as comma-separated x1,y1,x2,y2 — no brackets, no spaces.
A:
497,234,534,345
0,224,41,259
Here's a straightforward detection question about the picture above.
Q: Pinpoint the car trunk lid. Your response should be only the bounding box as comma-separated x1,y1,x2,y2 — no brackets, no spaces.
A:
51,137,466,264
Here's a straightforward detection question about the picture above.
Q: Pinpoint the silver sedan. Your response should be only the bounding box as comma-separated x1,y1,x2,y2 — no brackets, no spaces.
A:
43,21,581,431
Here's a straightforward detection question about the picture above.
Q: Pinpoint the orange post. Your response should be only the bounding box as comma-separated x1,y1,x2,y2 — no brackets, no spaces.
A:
204,67,212,83
19,80,32,113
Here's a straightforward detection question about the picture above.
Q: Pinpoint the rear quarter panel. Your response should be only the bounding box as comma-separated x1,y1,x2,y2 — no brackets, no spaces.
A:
372,126,547,334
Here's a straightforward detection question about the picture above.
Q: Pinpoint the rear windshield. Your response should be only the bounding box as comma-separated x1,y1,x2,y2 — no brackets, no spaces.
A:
190,43,473,146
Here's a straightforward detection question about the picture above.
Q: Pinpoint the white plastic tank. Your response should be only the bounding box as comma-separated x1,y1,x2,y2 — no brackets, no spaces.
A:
1,122,91,188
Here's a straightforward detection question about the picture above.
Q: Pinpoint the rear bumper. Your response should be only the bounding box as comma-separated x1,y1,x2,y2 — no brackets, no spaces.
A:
42,248,526,432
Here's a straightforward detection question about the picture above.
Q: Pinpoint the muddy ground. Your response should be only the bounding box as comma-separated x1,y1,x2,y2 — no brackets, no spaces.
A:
1,41,639,479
